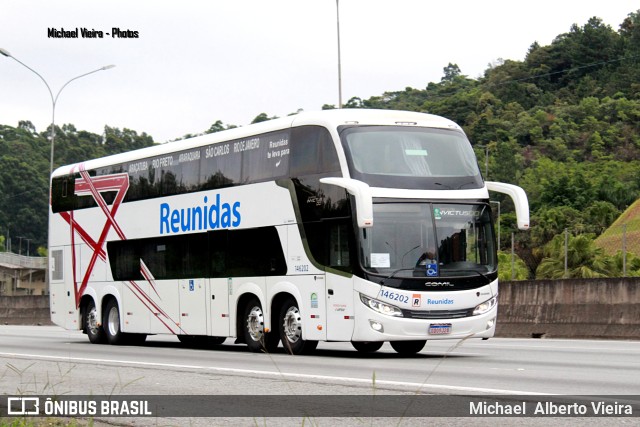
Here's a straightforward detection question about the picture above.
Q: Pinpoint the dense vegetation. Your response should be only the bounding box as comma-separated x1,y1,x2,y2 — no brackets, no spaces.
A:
0,124,154,256
2,10,639,279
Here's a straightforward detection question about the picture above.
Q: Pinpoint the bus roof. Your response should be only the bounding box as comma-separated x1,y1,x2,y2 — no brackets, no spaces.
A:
51,109,463,178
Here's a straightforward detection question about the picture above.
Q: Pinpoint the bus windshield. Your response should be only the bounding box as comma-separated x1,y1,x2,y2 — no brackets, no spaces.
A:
340,126,483,189
359,202,496,280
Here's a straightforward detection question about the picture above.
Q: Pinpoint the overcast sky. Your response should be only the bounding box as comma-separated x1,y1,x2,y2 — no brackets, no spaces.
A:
0,0,635,143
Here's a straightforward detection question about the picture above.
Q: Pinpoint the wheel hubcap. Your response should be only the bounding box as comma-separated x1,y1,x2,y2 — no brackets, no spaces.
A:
246,305,264,342
107,306,119,336
87,307,99,335
283,306,302,343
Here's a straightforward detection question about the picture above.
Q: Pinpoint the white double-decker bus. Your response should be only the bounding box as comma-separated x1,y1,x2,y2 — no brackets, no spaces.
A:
49,109,529,355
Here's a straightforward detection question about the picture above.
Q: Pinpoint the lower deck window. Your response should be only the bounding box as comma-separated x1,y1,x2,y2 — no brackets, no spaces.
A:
107,226,286,280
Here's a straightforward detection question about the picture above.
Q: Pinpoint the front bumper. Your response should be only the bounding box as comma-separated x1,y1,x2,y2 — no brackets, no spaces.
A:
352,297,497,341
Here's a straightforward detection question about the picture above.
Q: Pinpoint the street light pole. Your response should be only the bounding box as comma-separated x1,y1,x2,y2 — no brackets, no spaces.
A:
1,48,114,294
336,0,343,108
0,48,114,176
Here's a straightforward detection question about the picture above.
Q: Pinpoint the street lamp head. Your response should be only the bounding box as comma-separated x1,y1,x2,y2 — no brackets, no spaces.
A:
0,48,12,57
102,64,116,70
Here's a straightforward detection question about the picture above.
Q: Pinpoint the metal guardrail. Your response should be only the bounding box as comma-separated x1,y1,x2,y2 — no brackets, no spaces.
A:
0,252,47,269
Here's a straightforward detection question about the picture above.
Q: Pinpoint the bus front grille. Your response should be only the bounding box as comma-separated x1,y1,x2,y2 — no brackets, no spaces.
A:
401,308,473,319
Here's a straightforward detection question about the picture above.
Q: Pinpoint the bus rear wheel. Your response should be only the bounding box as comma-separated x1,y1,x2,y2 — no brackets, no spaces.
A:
390,340,426,355
103,299,147,345
279,297,317,355
104,299,126,345
352,341,383,353
84,299,106,344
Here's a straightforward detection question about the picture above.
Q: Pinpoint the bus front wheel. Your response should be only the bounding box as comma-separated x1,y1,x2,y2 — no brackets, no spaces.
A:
390,340,426,355
279,297,317,355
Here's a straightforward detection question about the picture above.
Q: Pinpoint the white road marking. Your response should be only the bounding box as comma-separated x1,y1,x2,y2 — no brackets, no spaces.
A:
0,351,549,395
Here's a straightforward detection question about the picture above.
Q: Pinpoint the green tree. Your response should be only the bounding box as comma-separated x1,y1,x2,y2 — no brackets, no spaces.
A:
104,126,154,155
584,201,619,235
18,120,36,133
251,113,278,123
530,206,584,249
441,63,462,83
609,250,640,277
536,233,615,279
205,120,237,134
497,251,529,281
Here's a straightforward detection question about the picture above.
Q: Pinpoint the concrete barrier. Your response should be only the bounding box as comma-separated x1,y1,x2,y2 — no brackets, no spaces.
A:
0,295,52,325
496,277,640,340
1,278,639,339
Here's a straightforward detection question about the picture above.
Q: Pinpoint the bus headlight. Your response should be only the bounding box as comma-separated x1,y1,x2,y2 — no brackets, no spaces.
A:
473,295,498,316
360,294,403,317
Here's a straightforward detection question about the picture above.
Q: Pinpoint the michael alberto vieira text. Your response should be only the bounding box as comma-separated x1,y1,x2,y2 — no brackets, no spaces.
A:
48,27,138,38
470,400,633,416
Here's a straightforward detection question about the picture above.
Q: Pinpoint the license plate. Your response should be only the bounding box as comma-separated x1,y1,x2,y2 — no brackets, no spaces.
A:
429,323,452,335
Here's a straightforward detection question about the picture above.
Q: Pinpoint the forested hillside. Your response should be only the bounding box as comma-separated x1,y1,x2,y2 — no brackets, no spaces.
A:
1,10,639,279
0,124,154,255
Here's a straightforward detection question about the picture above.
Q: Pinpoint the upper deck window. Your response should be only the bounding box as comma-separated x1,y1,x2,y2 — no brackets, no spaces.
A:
340,126,483,190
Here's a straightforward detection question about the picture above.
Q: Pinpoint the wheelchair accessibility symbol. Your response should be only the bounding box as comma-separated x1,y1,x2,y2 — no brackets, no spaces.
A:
426,263,438,277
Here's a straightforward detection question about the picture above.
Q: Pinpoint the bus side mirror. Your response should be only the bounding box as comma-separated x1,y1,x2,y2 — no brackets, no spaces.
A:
319,177,373,228
486,181,530,230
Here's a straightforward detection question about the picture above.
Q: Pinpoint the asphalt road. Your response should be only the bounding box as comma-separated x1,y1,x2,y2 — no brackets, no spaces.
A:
1,325,639,426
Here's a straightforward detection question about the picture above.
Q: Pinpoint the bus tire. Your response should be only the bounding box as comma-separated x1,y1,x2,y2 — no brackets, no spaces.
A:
352,341,384,353
279,297,317,355
103,299,126,345
84,299,106,344
390,340,426,355
243,297,277,353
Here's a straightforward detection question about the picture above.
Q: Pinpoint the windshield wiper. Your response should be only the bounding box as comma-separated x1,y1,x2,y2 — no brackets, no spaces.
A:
434,182,452,190
380,268,416,286
441,268,492,284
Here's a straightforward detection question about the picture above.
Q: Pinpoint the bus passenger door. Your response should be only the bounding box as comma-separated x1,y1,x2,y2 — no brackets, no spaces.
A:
178,278,207,336
208,278,230,337
324,219,356,341
289,274,327,342
325,273,356,341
